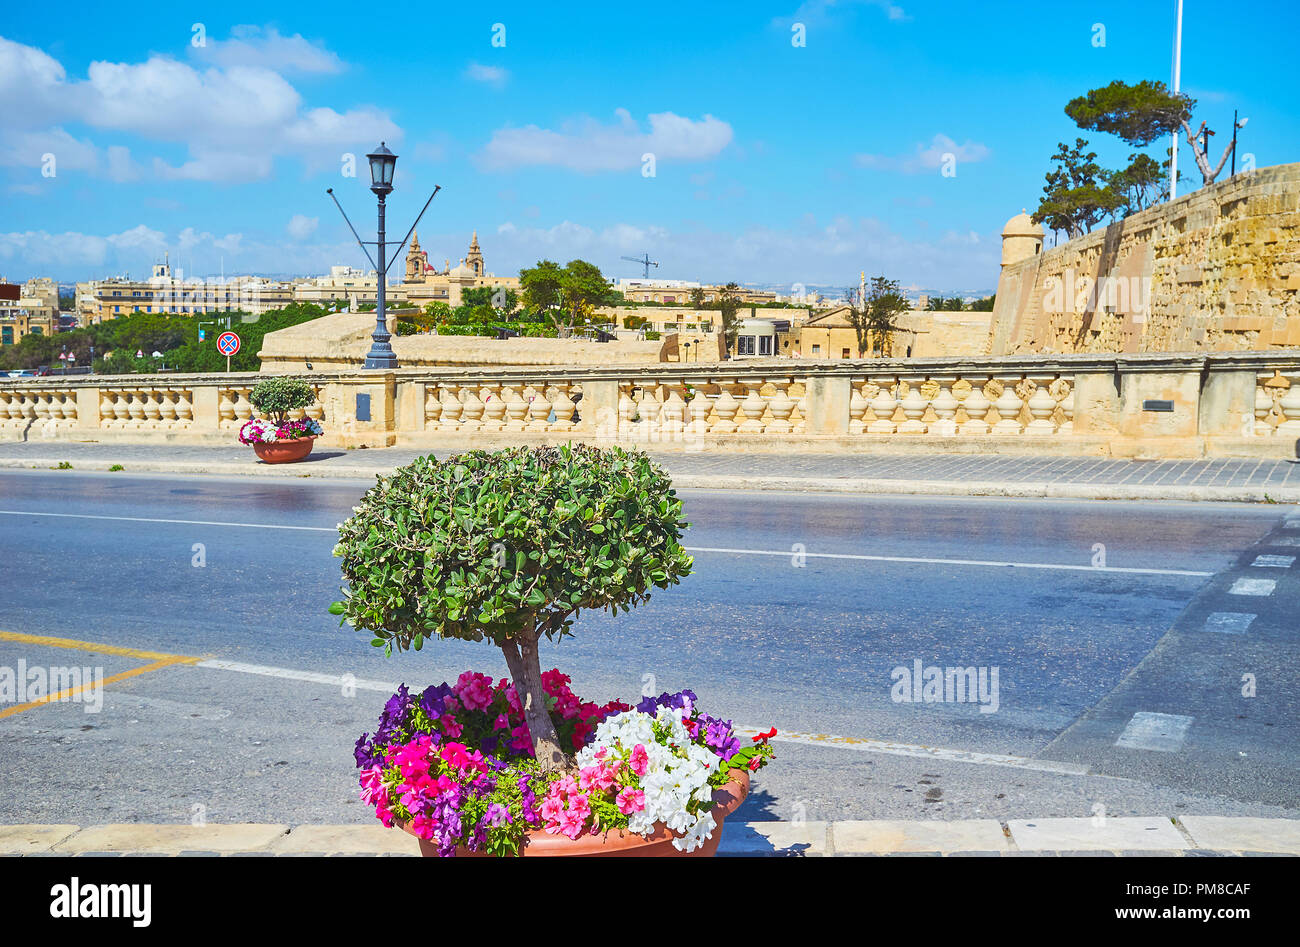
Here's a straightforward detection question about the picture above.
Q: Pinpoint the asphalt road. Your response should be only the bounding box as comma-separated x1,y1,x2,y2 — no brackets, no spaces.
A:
1,469,1297,825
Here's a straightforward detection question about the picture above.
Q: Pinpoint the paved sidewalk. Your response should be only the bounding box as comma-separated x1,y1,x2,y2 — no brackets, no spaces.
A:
2,440,1300,502
2,817,1297,856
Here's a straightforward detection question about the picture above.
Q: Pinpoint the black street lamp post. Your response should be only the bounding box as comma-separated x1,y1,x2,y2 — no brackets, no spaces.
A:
326,143,441,372
364,143,398,370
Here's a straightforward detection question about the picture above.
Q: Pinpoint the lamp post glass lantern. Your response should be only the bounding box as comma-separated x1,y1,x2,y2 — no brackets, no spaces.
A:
364,142,398,370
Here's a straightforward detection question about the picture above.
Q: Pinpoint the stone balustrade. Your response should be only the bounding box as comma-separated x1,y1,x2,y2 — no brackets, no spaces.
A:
3,352,1299,458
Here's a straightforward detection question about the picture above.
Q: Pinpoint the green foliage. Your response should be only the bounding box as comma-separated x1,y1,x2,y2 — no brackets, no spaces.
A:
519,259,618,331
108,464,124,472
332,445,694,656
967,294,996,312
1033,138,1122,239
0,302,333,373
846,276,909,356
249,376,316,422
1065,79,1192,148
1109,153,1170,216
461,286,519,314
717,282,743,350
926,296,967,311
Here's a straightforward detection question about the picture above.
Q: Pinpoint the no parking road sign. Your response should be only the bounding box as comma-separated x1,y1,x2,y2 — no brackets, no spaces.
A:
217,331,240,369
217,331,241,356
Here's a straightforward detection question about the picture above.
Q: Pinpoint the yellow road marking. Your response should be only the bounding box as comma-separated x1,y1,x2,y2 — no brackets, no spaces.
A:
0,656,199,720
0,631,202,720
0,630,196,662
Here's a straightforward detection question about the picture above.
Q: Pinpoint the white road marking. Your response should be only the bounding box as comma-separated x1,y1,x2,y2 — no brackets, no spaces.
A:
0,510,1213,576
1251,554,1296,568
175,656,1095,777
195,659,399,693
688,546,1212,577
1203,612,1256,634
1115,712,1194,752
734,727,1091,776
1268,536,1300,546
0,510,335,532
1229,577,1277,596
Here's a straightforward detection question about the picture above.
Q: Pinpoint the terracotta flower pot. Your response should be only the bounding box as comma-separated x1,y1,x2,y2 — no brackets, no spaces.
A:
397,768,750,858
252,436,317,464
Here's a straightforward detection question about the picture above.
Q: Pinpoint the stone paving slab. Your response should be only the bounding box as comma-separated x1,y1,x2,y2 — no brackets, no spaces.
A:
0,824,79,854
52,823,289,854
717,820,830,855
269,824,420,855
1,441,1299,502
832,819,1010,854
1180,816,1300,854
5,818,1296,856
1007,817,1187,851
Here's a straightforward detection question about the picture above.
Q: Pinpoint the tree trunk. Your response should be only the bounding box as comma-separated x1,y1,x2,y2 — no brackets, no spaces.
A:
500,631,566,770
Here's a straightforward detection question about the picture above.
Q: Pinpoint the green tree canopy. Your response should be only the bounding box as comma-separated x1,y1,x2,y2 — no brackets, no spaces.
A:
332,445,694,767
1065,78,1232,187
845,276,909,357
1033,138,1123,239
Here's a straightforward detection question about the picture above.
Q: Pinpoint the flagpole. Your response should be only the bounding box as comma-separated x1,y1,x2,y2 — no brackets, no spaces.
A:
1170,0,1184,199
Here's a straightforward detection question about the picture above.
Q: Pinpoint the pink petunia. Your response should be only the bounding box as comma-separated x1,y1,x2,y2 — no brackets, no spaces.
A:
616,787,646,815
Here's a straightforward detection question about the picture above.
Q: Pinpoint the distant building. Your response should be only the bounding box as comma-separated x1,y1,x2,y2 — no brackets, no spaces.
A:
0,277,57,345
77,256,293,323
402,231,520,308
614,278,778,306
292,265,399,309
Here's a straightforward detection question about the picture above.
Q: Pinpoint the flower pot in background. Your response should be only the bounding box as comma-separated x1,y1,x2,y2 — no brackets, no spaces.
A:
252,435,316,464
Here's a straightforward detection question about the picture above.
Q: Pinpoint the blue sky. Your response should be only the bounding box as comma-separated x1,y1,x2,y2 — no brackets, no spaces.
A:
2,0,1297,292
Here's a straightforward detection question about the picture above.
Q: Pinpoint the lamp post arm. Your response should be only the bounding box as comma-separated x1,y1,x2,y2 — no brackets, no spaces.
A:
325,188,379,271
383,186,442,277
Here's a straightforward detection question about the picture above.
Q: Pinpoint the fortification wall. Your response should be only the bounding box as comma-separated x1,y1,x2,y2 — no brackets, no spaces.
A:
991,163,1300,355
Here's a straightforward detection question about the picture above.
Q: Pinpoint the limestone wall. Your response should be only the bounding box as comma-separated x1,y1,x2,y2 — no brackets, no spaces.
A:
991,162,1300,356
258,311,665,371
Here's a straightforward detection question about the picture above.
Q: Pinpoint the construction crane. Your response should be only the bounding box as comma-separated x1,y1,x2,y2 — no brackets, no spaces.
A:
621,253,660,278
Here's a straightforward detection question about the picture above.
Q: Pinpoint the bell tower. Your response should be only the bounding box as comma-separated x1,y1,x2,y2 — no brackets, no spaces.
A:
404,231,426,282
466,231,484,277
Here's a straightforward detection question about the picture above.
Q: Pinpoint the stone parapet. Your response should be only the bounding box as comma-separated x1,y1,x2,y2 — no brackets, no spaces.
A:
3,352,1300,458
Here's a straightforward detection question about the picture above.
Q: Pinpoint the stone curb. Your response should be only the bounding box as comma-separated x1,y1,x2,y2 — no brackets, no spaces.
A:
2,817,1296,856
2,456,1298,504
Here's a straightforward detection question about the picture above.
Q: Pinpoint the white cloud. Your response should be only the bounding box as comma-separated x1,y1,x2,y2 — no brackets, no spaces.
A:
0,34,400,183
464,62,508,86
0,128,98,172
287,214,319,241
190,25,344,75
775,0,908,27
855,133,991,173
476,109,733,172
0,215,999,292
0,225,355,279
105,145,142,182
485,216,997,288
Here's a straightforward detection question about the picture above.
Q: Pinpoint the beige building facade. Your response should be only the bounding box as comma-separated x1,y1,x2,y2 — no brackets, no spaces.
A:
402,232,520,309
78,259,294,323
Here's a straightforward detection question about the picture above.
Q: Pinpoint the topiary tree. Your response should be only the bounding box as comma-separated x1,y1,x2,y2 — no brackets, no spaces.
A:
331,445,694,768
249,377,317,424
